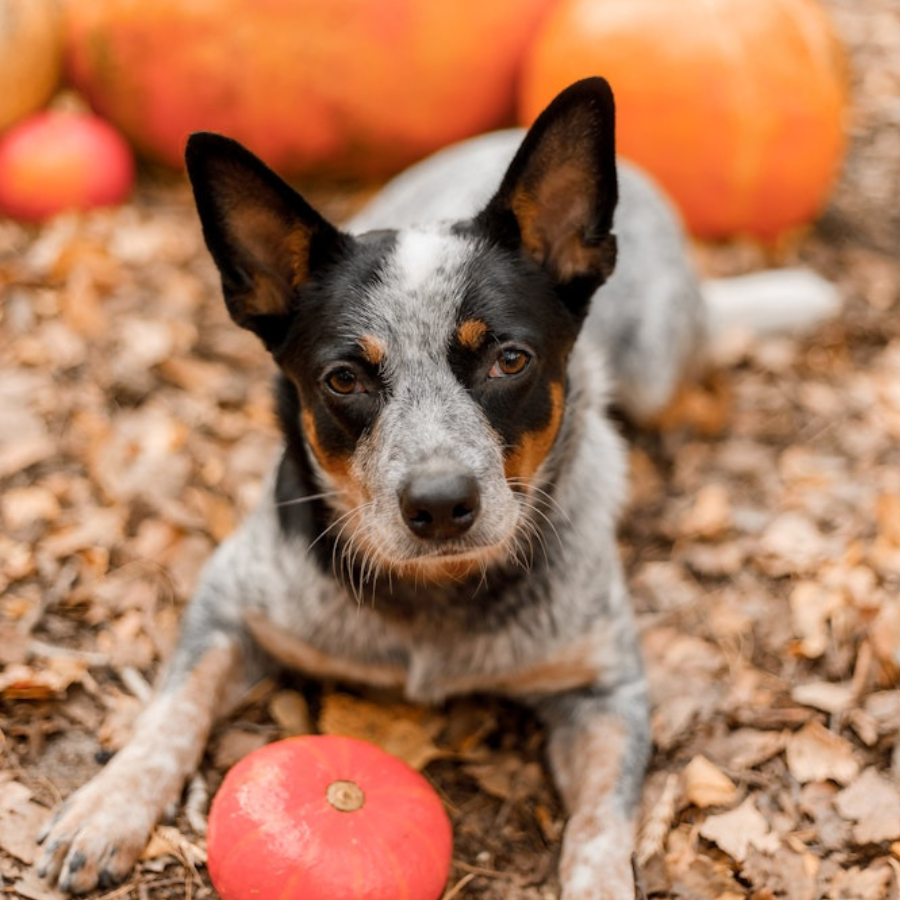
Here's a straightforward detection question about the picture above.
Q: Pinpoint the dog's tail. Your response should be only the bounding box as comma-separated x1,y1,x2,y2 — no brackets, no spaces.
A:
701,268,840,340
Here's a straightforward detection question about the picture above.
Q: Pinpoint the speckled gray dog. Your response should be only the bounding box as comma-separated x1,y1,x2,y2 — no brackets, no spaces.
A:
38,78,768,899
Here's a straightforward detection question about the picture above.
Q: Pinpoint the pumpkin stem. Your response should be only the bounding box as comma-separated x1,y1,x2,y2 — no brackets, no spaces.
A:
326,779,366,813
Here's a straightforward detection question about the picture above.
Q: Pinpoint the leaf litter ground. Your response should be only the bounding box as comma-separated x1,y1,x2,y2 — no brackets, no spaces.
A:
2,2,900,897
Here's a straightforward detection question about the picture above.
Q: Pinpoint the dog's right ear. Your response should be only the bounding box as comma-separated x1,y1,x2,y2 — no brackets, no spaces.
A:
185,133,349,349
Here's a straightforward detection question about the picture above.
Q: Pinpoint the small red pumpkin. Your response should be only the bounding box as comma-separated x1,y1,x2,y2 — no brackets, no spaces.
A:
207,735,453,900
0,109,134,222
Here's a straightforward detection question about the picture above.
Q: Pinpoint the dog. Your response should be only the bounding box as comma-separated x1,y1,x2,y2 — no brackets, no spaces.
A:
37,77,836,899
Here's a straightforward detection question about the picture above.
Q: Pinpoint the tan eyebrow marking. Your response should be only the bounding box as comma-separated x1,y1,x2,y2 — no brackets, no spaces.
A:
457,319,489,351
358,334,387,366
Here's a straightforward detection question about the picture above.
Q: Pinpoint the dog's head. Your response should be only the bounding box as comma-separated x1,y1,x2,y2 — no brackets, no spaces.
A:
186,78,617,584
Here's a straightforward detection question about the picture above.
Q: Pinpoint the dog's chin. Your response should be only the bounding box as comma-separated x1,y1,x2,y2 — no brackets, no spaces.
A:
353,530,520,584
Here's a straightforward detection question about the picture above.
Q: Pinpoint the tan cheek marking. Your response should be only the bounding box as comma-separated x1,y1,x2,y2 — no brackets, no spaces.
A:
504,381,565,484
457,318,489,351
358,333,387,367
301,409,359,498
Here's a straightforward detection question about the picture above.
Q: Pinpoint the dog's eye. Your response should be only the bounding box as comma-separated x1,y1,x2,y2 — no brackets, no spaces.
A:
325,367,365,395
489,348,531,378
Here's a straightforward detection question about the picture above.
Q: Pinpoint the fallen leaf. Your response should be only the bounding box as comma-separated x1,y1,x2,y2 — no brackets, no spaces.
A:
699,797,780,863
268,689,311,737
789,581,846,659
682,755,739,809
0,658,89,700
318,692,445,770
834,767,900,844
791,680,856,715
826,862,893,900
0,779,50,865
679,483,733,539
785,720,860,786
463,754,544,803
756,513,832,578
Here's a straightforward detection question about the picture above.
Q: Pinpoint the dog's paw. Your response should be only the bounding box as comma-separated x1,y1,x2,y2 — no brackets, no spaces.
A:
38,779,156,894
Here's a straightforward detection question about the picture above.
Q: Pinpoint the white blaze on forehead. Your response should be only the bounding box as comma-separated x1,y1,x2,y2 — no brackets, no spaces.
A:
370,226,476,357
390,227,466,292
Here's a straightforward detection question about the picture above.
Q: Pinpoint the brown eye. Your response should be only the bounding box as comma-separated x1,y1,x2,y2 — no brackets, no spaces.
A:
489,347,531,378
325,367,363,395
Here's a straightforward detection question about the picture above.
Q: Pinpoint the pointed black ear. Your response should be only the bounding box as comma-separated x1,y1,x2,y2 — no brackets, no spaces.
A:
185,133,350,348
476,77,618,312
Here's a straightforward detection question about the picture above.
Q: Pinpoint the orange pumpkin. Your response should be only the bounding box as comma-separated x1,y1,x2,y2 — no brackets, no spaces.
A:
0,0,63,132
65,0,556,178
207,736,453,900
519,0,849,239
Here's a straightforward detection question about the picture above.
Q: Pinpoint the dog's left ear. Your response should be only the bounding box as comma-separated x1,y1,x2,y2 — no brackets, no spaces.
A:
476,77,618,315
185,133,350,350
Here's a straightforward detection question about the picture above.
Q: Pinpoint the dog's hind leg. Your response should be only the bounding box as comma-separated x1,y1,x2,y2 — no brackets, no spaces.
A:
536,677,651,900
38,619,254,894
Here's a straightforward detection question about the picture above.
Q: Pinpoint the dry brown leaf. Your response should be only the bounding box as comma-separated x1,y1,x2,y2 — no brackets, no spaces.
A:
0,486,61,532
699,797,780,863
835,767,900,844
0,779,49,865
785,720,860,785
318,692,445,770
869,599,900,682
682,755,739,809
463,754,544,803
756,513,831,578
826,862,893,900
12,869,67,900
0,658,89,700
876,493,900,547
212,728,269,771
679,483,733,539
789,582,846,659
268,689,311,737
791,680,856,715
707,728,787,772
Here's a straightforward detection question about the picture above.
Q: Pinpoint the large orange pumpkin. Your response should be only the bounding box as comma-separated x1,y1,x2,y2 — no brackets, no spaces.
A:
0,0,63,132
519,0,849,239
65,0,555,178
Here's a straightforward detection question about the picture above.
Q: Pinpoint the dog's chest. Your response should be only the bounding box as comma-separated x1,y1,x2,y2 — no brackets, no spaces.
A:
242,567,617,706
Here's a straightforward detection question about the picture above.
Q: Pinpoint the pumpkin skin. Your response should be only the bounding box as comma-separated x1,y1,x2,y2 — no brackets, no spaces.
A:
0,0,64,132
0,110,134,222
64,0,555,178
207,736,453,900
519,0,849,239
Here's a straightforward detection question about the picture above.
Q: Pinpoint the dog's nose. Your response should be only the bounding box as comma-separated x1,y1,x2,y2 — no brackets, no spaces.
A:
400,469,481,540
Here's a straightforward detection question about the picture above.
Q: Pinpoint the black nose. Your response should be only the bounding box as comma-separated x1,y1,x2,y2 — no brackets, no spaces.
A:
400,469,481,540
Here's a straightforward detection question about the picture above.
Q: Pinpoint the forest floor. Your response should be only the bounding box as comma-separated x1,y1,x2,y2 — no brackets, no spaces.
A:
2,1,900,898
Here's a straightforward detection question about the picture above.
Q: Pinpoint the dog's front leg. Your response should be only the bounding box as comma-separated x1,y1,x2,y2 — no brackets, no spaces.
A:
38,625,251,894
538,677,650,900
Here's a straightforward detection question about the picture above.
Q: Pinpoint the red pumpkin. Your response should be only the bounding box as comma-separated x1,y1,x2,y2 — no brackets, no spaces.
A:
207,736,453,900
0,109,134,222
64,0,556,178
519,0,849,239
